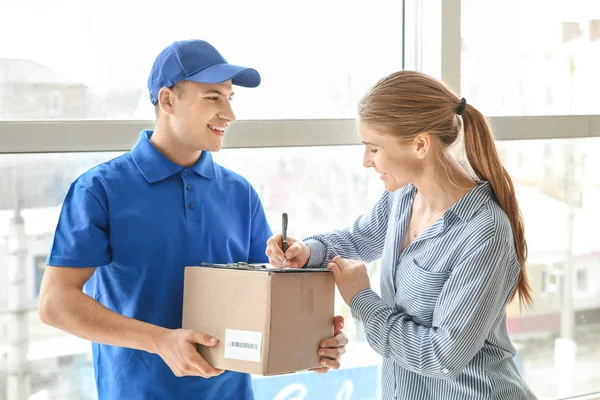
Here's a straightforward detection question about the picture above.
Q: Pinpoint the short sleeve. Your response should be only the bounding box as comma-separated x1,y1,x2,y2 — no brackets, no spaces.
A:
47,182,111,268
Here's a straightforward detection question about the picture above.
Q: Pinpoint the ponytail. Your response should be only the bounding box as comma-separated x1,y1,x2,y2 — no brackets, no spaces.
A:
461,105,533,307
357,70,534,307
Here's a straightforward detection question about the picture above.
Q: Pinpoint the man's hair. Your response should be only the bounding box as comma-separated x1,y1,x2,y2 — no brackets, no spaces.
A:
154,81,186,117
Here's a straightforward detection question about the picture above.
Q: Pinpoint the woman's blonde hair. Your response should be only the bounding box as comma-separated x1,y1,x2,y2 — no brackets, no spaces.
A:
358,70,532,306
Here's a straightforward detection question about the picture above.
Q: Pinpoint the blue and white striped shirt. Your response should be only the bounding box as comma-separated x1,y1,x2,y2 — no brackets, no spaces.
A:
305,182,537,400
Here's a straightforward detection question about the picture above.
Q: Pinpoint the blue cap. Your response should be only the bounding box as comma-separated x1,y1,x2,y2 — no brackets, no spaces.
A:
148,40,261,104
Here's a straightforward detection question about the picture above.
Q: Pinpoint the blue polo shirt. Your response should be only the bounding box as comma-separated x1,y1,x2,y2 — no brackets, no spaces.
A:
47,129,272,400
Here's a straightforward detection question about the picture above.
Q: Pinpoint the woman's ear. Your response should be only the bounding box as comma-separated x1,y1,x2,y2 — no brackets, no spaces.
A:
413,132,431,160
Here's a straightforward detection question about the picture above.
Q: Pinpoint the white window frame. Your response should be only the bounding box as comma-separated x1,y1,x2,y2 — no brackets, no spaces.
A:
0,0,598,155
0,0,600,154
1,114,600,154
0,1,599,399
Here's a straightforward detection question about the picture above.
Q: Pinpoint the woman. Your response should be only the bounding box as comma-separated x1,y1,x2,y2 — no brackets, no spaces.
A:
265,71,537,399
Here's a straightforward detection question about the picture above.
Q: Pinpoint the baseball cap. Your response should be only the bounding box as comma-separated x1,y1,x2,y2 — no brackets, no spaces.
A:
148,39,261,104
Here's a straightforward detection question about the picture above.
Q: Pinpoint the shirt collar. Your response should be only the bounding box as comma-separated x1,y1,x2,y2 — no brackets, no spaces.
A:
449,181,494,221
403,180,494,226
130,130,216,184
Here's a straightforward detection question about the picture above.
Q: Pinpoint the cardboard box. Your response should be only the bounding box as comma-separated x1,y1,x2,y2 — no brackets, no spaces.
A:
182,263,335,376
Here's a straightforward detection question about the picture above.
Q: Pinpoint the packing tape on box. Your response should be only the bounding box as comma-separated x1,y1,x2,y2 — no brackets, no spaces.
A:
301,274,314,315
300,342,310,366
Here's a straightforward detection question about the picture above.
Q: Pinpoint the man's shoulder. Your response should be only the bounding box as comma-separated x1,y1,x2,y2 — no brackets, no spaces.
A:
73,152,135,194
212,162,256,194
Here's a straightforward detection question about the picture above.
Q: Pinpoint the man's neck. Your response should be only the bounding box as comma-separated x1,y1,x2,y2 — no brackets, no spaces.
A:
151,124,202,168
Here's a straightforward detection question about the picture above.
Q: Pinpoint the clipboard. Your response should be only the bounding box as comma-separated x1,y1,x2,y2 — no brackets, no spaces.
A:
200,262,330,273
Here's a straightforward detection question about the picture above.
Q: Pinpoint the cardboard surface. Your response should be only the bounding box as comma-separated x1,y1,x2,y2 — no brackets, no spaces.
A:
182,265,335,376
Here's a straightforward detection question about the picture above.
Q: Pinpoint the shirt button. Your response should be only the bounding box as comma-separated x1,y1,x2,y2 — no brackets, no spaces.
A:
188,203,195,210
442,368,449,374
186,184,192,191
182,170,188,177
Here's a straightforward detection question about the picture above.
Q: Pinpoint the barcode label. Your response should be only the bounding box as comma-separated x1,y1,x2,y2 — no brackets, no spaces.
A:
224,329,262,362
229,341,259,350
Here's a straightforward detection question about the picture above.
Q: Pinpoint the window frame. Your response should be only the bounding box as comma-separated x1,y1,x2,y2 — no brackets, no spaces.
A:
1,1,600,154
1,1,599,399
0,113,599,154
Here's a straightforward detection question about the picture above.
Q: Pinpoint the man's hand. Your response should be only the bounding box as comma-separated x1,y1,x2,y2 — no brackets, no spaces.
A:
154,329,224,378
312,316,348,373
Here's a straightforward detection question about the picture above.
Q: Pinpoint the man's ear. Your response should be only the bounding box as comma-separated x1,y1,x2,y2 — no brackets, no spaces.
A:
413,132,431,160
157,87,176,116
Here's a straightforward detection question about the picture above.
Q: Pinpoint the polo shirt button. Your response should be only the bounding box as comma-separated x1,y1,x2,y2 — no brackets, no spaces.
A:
186,184,192,191
182,170,188,177
188,203,195,210
442,368,449,374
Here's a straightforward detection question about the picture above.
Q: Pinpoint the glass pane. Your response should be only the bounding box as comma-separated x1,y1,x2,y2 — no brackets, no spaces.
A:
496,138,600,399
0,146,382,399
0,152,121,400
3,139,599,399
461,0,600,116
0,0,403,122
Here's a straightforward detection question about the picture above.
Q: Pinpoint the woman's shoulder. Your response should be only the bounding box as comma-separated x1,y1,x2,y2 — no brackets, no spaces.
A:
459,199,516,268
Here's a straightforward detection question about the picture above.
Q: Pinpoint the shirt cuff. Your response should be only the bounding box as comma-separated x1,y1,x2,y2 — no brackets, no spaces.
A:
349,288,386,323
304,239,325,267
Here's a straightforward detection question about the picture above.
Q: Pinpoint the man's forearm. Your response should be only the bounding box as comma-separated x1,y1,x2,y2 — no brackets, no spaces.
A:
40,287,166,354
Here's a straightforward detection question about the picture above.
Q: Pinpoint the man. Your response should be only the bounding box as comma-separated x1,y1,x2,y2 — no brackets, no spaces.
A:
39,39,347,400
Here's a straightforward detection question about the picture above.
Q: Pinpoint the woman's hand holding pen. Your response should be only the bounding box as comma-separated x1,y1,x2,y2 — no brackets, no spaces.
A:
265,234,310,268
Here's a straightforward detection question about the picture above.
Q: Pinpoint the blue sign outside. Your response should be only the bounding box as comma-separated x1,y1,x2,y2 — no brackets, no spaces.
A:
252,365,380,400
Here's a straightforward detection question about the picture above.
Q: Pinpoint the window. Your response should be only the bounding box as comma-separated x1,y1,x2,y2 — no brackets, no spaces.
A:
461,0,600,116
2,0,600,398
34,255,48,297
0,148,383,399
542,267,562,294
0,0,403,121
498,138,600,399
576,269,587,291
1,137,600,399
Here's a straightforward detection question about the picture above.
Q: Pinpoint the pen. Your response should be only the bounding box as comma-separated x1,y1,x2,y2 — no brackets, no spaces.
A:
282,213,288,267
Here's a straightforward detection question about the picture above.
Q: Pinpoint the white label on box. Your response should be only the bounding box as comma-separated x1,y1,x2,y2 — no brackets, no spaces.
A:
224,329,262,363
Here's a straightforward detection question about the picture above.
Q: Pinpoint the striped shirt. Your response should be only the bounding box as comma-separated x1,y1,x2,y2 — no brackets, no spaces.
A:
304,182,537,400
